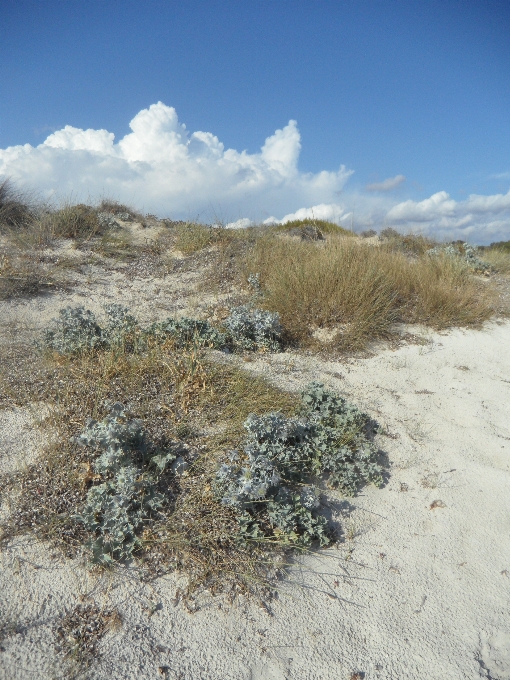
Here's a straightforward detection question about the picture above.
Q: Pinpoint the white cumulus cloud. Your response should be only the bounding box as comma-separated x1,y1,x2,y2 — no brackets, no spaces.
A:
0,102,353,222
366,174,406,192
264,203,350,225
1,103,508,243
385,189,510,242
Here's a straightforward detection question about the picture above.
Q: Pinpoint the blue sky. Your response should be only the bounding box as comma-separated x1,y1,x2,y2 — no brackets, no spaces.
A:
1,0,509,242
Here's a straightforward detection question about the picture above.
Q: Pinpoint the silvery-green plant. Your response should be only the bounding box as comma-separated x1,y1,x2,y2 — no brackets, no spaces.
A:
215,382,383,546
101,304,138,348
39,304,284,357
73,402,176,563
223,305,281,352
426,243,492,273
115,212,132,221
97,212,121,230
146,317,226,348
38,306,104,354
37,305,139,355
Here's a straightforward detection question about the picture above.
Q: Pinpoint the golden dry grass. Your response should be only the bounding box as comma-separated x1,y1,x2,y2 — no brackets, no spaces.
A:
245,235,496,351
482,246,510,274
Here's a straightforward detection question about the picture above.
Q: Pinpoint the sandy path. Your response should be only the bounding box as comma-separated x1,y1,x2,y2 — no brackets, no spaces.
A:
1,286,509,678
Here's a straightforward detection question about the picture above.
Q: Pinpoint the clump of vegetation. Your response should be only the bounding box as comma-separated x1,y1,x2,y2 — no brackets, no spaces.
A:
175,222,212,254
73,402,177,563
215,382,382,546
38,306,104,354
97,212,121,230
0,317,302,592
427,242,493,273
0,178,38,230
273,218,353,237
223,305,282,352
0,250,57,300
245,234,496,350
146,316,226,349
38,304,282,357
489,240,510,253
49,203,101,240
97,199,142,223
55,603,120,669
480,241,510,274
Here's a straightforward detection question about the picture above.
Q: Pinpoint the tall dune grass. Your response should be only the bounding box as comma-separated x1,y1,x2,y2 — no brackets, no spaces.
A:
247,235,496,350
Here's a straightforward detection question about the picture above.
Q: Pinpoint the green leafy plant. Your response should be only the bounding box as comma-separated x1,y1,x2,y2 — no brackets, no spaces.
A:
38,304,283,357
73,402,177,563
215,382,383,546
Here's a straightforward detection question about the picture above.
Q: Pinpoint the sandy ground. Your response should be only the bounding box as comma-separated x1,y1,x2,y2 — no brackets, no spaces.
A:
1,233,509,679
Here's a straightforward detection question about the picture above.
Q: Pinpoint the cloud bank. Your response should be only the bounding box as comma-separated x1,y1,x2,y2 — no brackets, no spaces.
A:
1,102,509,243
0,102,352,223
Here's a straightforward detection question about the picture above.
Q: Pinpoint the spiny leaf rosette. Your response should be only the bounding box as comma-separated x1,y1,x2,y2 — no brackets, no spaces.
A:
215,382,383,547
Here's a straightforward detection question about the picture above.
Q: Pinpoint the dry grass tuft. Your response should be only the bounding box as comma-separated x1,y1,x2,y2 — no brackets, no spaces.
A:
0,178,38,231
245,235,496,351
175,222,213,254
0,249,60,300
481,245,510,274
272,218,354,237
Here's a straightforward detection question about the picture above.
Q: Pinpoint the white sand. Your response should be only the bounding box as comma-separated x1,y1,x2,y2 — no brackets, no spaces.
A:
1,245,509,679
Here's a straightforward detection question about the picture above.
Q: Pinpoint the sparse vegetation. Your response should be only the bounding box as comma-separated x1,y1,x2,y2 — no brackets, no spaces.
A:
0,300,386,596
1,193,509,602
54,603,120,670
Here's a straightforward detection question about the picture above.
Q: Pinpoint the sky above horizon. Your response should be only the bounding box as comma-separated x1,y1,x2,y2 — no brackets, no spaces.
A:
1,0,509,243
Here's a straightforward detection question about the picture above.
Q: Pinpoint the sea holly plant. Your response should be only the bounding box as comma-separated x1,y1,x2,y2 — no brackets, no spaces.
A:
222,305,282,352
38,304,283,356
426,243,493,273
38,306,104,354
145,316,226,349
72,402,177,564
215,382,383,546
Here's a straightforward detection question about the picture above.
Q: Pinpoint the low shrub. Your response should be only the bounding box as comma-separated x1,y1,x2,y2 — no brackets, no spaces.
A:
426,242,493,273
489,240,510,253
73,402,177,563
38,304,282,356
147,316,227,348
223,305,282,352
215,382,382,546
97,199,141,222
